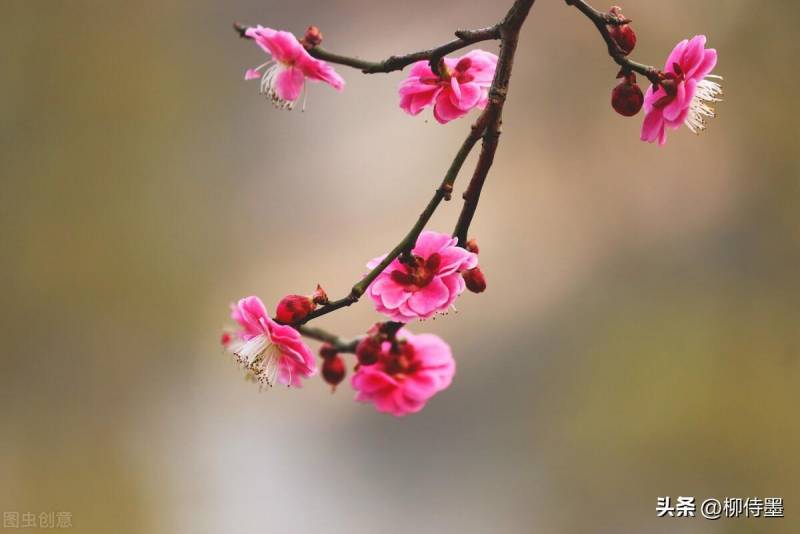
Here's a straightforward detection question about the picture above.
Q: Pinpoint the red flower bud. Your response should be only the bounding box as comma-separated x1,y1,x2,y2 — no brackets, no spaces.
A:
322,355,346,390
462,267,487,293
302,25,323,48
607,7,636,55
355,336,381,366
319,343,338,360
220,332,233,348
275,294,315,323
611,77,644,117
465,238,480,254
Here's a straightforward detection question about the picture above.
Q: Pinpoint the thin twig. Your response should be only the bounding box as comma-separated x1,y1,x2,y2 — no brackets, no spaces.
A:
234,23,501,75
453,0,537,245
564,0,661,85
296,112,490,325
295,325,359,353
234,0,537,332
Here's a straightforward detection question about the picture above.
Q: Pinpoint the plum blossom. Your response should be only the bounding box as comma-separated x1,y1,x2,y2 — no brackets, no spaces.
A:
244,25,344,110
399,50,498,124
641,35,723,145
366,231,478,322
225,296,316,387
351,329,455,416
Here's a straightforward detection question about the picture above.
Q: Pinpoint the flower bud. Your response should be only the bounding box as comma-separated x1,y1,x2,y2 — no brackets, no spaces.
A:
220,332,233,348
607,7,636,55
465,238,480,254
355,336,381,366
319,343,338,360
611,77,644,117
322,355,346,390
275,294,315,323
302,25,323,48
462,266,487,293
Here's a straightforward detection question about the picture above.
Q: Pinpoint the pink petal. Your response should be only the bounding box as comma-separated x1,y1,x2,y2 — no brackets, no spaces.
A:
437,246,476,275
300,56,345,91
407,277,450,316
413,230,456,258
451,82,482,111
662,81,687,122
407,60,436,79
274,66,305,101
657,122,667,146
433,91,468,124
450,77,462,101
640,108,664,143
690,48,717,80
380,287,411,309
664,39,689,73
681,35,707,74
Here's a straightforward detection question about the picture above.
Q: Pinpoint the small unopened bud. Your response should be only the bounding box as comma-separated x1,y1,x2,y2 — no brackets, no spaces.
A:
355,336,381,366
607,7,636,56
611,76,644,116
322,355,346,391
462,266,487,293
303,25,323,48
319,343,338,360
275,294,315,323
465,238,480,254
220,332,233,348
312,284,329,306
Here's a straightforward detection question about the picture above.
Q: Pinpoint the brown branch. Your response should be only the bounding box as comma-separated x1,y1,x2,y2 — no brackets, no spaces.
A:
295,325,358,353
234,0,537,331
234,23,501,75
453,0,536,245
564,0,661,85
296,112,490,325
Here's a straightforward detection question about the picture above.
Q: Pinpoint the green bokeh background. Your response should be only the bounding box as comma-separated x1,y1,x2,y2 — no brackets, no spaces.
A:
2,1,798,532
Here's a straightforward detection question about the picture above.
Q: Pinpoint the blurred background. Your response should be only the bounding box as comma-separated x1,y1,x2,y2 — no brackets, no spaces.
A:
2,0,799,532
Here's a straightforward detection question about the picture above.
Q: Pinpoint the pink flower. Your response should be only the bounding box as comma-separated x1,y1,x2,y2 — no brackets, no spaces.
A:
399,50,498,124
226,296,316,387
351,329,455,416
641,35,723,145
366,231,478,322
244,26,345,110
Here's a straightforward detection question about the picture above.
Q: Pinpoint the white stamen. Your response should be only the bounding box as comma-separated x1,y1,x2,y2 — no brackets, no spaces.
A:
233,335,268,366
258,63,302,111
685,74,723,134
230,334,283,387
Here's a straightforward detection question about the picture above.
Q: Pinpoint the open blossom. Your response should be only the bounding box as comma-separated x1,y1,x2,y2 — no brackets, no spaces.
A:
399,50,498,124
366,231,478,322
351,329,455,416
244,26,344,110
641,35,723,145
226,296,316,387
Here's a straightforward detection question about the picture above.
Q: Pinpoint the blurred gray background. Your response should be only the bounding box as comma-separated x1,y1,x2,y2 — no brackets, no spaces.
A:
2,0,799,532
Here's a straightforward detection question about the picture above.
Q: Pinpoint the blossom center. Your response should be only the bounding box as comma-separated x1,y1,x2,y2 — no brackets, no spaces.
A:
390,253,441,291
382,342,419,378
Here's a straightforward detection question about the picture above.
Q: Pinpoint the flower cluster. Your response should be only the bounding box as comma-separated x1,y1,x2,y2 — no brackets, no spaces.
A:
222,231,480,416
602,8,723,145
225,6,725,416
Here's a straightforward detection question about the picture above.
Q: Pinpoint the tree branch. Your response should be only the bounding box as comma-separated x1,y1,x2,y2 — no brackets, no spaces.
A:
453,0,536,245
295,325,359,353
234,0,537,334
295,112,490,325
564,0,661,85
234,23,501,75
